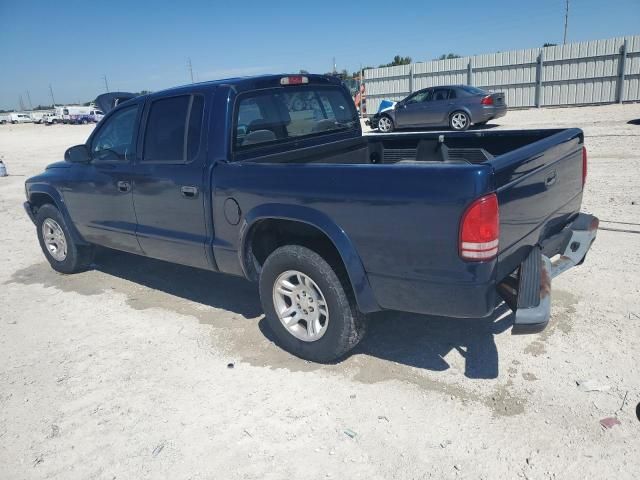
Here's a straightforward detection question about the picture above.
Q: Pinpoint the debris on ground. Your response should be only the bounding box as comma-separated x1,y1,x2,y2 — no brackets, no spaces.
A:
32,455,43,467
344,429,357,439
48,424,60,438
151,443,165,457
377,415,389,422
599,417,621,429
576,380,611,392
227,362,234,369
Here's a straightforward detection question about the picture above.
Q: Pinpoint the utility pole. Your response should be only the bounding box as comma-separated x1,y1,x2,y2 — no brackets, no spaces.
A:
563,0,569,44
19,95,25,111
332,57,336,74
49,84,57,107
102,74,110,92
25,90,33,110
187,57,194,83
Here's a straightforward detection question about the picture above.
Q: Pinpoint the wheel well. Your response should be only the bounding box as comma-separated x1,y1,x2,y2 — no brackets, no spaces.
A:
244,219,348,283
29,192,56,213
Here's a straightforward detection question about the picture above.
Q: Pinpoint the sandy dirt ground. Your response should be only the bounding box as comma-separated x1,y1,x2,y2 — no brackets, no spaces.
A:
1,104,639,479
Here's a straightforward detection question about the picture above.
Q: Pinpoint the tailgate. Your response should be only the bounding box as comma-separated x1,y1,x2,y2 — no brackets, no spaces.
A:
492,129,585,279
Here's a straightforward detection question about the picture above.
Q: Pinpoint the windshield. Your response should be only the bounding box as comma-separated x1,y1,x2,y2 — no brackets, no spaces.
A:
234,85,358,151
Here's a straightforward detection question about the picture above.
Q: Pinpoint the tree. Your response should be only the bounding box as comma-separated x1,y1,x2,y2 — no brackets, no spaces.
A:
543,42,557,47
436,53,462,60
299,69,310,74
378,55,412,68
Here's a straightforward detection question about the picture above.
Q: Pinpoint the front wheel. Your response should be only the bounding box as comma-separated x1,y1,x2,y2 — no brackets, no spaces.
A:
377,115,394,133
259,245,367,362
449,111,470,131
35,204,94,274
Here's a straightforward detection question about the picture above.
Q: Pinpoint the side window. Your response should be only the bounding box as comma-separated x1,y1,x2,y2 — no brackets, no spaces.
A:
405,90,431,104
433,89,449,101
143,94,204,163
91,105,139,161
448,89,457,99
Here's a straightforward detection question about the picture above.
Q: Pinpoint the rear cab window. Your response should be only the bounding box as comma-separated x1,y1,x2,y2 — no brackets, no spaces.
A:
234,85,358,151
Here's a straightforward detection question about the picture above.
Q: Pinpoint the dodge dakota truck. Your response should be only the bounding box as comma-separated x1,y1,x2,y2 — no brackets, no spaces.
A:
24,74,598,362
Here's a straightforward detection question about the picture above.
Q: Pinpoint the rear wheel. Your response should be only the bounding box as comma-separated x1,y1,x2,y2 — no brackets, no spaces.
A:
449,111,470,131
259,245,366,362
35,204,94,274
378,115,394,133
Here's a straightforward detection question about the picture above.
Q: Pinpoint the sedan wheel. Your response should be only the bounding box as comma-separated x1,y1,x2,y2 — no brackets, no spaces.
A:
450,111,470,131
378,116,394,133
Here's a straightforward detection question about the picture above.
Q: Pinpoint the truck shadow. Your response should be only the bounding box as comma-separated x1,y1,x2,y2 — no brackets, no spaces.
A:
92,248,263,319
257,305,513,379
71,248,512,378
354,307,513,379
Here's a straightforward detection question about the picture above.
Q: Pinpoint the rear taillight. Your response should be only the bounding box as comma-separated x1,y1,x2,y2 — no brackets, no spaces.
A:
582,146,587,188
460,193,499,261
480,95,493,105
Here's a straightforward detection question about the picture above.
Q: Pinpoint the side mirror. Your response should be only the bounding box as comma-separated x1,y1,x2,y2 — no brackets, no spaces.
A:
65,144,91,163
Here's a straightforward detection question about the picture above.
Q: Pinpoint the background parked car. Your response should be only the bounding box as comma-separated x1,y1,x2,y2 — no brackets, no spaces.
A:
368,85,506,132
31,111,55,124
0,113,10,124
44,113,62,125
8,113,34,124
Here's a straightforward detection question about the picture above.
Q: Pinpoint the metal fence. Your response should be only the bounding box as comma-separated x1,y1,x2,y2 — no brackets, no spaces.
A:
364,35,640,114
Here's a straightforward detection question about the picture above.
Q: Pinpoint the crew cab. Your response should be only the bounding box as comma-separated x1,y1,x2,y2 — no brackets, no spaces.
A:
24,74,597,362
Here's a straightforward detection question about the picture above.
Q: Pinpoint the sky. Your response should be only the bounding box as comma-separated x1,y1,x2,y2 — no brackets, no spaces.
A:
1,0,639,110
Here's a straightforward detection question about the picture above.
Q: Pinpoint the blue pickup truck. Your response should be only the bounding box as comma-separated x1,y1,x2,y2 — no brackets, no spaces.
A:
24,74,598,362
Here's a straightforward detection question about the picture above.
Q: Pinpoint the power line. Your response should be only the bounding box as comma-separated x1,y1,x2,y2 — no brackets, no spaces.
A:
102,74,110,92
563,0,569,44
187,57,194,83
49,84,56,107
25,90,33,110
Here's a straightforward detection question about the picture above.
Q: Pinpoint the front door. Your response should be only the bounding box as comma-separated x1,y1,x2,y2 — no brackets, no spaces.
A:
62,103,142,253
394,89,432,127
132,91,210,269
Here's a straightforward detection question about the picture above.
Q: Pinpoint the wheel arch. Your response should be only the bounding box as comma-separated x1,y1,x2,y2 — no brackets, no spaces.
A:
27,184,89,245
239,204,380,313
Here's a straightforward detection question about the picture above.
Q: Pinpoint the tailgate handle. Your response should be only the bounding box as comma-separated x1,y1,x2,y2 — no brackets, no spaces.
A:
545,171,557,187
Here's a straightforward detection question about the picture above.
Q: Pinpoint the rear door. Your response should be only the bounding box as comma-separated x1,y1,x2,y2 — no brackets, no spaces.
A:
423,88,454,126
132,90,210,269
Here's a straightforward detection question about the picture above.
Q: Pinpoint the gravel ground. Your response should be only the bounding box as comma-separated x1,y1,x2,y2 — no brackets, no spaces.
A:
1,103,639,479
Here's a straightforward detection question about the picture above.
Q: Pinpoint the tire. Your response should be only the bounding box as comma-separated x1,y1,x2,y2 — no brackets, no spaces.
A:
35,204,94,274
377,115,394,133
82,119,88,125
449,111,470,131
52,119,57,124
12,121,17,124
259,245,367,363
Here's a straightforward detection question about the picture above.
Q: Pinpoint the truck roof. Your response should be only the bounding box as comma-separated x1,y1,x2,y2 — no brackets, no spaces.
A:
162,73,343,95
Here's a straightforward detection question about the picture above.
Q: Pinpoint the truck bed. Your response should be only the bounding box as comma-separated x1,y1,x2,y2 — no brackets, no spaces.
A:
214,128,585,318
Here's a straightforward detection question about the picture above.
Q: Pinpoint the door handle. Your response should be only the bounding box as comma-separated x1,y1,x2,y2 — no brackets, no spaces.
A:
181,185,199,198
545,171,557,187
117,181,131,192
